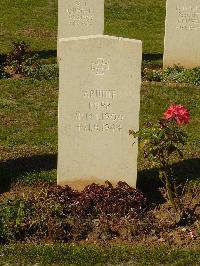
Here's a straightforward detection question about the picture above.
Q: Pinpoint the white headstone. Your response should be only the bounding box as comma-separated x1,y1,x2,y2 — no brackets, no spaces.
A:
164,0,200,68
58,35,142,190
58,0,104,39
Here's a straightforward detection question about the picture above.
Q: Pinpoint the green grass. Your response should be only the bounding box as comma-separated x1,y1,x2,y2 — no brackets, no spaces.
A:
0,0,165,58
1,80,199,158
105,0,165,54
0,0,57,55
0,79,57,151
0,78,58,187
1,244,200,265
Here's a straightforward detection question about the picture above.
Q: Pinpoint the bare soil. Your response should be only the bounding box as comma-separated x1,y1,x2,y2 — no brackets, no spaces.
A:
1,183,200,248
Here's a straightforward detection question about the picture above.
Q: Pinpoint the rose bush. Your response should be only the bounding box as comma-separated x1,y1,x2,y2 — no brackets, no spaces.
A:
130,104,190,222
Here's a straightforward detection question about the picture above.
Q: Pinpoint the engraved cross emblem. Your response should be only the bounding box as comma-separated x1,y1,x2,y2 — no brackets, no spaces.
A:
91,58,110,76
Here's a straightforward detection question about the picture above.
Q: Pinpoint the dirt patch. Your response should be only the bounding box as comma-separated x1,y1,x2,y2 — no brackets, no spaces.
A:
1,182,200,248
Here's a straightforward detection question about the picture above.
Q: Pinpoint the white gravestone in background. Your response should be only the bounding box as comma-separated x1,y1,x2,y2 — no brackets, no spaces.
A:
58,0,104,39
58,35,142,190
164,0,200,68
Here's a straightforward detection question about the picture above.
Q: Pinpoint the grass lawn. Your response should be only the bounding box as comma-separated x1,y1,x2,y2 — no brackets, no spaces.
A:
0,0,165,57
1,244,200,266
0,0,200,265
0,78,199,190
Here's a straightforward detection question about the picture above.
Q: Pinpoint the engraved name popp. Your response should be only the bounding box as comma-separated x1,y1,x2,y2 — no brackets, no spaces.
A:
66,1,94,26
176,5,200,30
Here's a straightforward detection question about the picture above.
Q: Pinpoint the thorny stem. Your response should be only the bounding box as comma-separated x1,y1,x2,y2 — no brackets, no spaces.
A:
160,152,181,214
164,170,179,212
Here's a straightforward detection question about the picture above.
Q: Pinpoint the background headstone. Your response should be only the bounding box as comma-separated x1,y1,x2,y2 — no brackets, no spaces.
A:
58,35,142,190
164,0,200,68
58,0,104,39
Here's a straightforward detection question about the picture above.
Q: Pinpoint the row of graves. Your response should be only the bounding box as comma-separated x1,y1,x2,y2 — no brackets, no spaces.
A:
57,0,200,190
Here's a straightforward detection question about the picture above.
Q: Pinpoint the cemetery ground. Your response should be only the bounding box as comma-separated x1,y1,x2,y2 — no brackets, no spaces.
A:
0,0,200,265
0,76,200,265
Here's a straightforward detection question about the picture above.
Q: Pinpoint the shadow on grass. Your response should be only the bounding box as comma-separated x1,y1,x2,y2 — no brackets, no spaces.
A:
35,50,57,59
0,154,57,193
0,49,57,65
0,54,6,64
142,53,163,62
137,157,200,203
0,155,199,199
1,51,162,65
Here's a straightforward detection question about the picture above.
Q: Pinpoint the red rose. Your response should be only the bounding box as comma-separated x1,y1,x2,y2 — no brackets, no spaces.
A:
164,104,190,125
164,104,177,120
